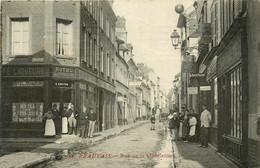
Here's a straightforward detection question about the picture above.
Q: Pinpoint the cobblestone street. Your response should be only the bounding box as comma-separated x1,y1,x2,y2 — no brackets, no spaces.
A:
47,123,173,168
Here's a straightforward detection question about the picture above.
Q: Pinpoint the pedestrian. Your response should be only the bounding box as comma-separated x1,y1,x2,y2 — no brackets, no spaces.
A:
185,113,197,142
52,104,62,136
61,106,68,134
43,109,56,137
168,113,180,141
66,103,78,135
88,108,96,138
79,106,89,138
200,105,212,148
152,108,155,115
182,109,190,140
150,115,155,130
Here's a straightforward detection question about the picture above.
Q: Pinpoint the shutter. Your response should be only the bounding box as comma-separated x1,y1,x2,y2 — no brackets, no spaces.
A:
234,0,242,18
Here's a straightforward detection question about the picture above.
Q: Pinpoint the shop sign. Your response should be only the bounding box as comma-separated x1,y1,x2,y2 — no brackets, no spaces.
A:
188,87,198,94
13,81,44,87
190,73,205,78
200,86,211,91
2,66,47,77
54,82,72,87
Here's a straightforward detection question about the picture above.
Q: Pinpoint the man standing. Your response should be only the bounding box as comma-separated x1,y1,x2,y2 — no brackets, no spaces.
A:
52,104,61,136
79,106,89,138
66,103,78,135
88,108,96,138
200,105,212,148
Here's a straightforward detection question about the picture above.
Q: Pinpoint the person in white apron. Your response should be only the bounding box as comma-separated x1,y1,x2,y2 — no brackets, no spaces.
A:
61,106,68,134
43,110,56,137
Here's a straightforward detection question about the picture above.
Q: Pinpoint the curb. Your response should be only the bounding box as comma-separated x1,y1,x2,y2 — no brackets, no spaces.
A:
13,121,149,167
172,140,182,168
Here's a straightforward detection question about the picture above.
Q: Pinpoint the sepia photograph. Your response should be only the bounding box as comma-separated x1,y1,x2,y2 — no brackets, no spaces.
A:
0,0,259,167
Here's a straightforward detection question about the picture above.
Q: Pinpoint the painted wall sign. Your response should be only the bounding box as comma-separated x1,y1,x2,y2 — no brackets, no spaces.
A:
13,81,44,87
53,66,75,78
2,66,47,77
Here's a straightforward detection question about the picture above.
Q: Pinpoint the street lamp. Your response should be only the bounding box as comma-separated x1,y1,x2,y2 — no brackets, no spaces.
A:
170,29,180,49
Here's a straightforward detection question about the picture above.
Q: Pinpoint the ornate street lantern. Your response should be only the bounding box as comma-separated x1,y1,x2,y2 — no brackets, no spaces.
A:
170,29,180,49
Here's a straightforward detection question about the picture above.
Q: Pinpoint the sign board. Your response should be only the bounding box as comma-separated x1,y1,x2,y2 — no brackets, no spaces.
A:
200,86,211,91
188,87,198,94
190,73,205,78
54,82,72,87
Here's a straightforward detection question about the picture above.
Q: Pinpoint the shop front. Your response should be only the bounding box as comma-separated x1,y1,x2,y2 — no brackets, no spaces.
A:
2,65,50,137
1,65,78,137
217,18,248,167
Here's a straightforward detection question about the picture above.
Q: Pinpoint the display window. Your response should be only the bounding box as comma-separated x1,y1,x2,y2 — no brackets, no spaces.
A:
11,86,44,123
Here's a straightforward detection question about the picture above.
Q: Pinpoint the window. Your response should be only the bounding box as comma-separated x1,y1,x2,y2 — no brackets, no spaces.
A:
94,39,97,69
100,7,104,29
56,19,72,56
106,18,110,37
100,47,104,72
90,38,93,66
83,32,87,62
107,53,110,76
11,18,29,55
230,67,242,138
211,2,218,47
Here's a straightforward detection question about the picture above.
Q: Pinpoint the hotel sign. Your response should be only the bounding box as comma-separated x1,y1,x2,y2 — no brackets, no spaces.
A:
53,66,75,78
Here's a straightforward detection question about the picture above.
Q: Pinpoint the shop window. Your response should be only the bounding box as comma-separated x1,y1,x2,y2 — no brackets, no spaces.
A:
11,18,29,55
56,19,73,56
11,87,44,123
230,67,242,138
213,78,218,127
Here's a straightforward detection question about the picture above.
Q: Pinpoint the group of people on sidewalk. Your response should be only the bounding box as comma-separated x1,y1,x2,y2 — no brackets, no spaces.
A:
43,103,97,139
167,105,212,148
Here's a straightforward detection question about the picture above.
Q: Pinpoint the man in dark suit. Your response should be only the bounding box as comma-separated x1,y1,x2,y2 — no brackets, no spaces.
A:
52,104,62,135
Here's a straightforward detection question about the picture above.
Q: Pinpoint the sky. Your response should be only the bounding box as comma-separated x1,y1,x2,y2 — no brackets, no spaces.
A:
113,0,194,92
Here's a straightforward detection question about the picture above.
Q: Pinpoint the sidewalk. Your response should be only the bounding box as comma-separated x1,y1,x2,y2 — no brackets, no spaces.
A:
0,120,149,168
172,141,238,168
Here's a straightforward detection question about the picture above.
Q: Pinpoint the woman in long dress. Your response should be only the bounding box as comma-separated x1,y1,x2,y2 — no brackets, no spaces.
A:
43,110,56,137
61,106,68,134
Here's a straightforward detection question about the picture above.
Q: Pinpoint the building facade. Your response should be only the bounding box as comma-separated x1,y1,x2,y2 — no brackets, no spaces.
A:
191,0,260,167
1,0,117,137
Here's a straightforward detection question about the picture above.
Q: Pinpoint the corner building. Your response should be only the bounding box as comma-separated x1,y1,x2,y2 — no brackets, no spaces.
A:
1,0,117,137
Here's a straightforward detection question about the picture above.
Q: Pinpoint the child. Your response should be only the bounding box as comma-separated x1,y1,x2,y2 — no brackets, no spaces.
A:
150,115,156,130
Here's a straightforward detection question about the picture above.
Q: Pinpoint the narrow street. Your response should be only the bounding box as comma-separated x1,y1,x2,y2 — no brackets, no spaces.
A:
47,122,174,168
